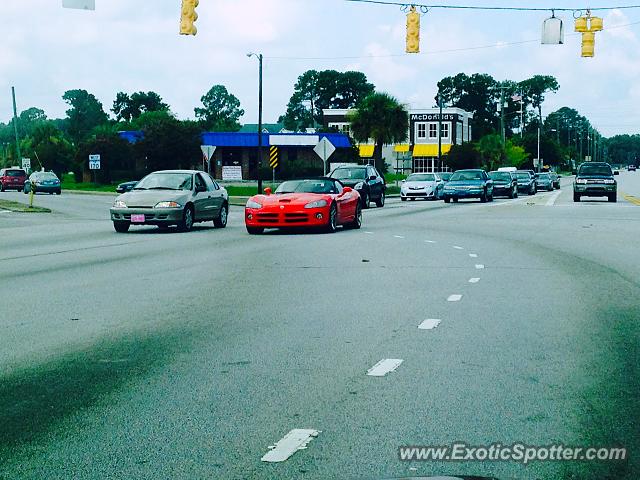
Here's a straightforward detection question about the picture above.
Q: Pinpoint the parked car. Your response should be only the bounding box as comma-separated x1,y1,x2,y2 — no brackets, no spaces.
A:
116,180,138,193
0,168,27,192
328,165,385,208
549,171,561,189
110,170,229,232
24,171,61,195
439,172,453,183
488,171,518,198
442,169,493,203
400,172,445,201
244,178,361,234
573,162,617,202
536,172,554,191
628,165,637,171
514,171,537,195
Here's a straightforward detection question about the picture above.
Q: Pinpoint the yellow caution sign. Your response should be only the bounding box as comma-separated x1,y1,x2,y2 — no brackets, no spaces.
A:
269,146,279,169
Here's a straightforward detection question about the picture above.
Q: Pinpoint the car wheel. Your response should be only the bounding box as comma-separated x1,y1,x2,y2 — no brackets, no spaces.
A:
488,192,494,202
608,194,617,203
56,190,61,195
325,203,338,233
113,221,130,233
214,203,228,228
177,205,194,232
345,203,362,229
452,197,459,203
401,197,407,202
361,192,369,209
444,197,450,203
375,192,385,207
573,193,580,202
480,190,487,203
0,184,4,192
246,226,264,234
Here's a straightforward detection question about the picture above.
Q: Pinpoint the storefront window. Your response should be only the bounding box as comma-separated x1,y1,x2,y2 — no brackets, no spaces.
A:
416,123,427,139
441,123,450,139
429,123,438,139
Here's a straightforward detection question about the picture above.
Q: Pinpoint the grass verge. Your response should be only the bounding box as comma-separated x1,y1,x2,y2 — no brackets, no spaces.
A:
0,199,51,213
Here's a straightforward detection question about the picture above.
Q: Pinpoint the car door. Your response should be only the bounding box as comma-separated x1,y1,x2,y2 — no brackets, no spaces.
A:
367,166,382,200
193,173,214,220
333,181,354,223
483,171,493,195
203,173,223,218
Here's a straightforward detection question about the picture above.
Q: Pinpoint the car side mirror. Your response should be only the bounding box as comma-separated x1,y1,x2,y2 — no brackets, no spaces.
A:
368,175,377,181
264,187,272,195
343,186,353,193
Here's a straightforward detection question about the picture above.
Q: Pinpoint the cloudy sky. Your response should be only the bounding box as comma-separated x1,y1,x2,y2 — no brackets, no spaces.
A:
0,0,638,137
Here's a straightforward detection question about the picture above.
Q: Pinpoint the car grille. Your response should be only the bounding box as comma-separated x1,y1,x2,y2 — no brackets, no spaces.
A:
284,213,308,223
586,179,606,184
255,212,309,224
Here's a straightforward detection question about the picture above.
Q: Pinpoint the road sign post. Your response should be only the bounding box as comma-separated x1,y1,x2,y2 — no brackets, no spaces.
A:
21,158,31,172
89,154,100,183
200,145,216,174
313,137,336,176
269,146,279,185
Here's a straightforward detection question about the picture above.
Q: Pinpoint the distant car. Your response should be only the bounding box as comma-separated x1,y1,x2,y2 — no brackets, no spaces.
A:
536,172,554,191
244,178,361,234
116,180,138,193
439,172,453,183
110,170,229,232
573,162,617,202
488,171,518,198
400,172,445,201
514,171,536,195
442,169,493,203
497,166,518,173
0,168,27,192
24,171,61,195
629,165,637,171
549,171,561,189
328,165,385,208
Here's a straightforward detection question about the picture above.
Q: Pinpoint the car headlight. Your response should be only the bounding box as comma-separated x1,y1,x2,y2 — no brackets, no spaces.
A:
154,201,181,208
246,200,263,209
354,182,364,190
113,200,127,208
304,199,328,209
603,179,615,184
576,179,587,184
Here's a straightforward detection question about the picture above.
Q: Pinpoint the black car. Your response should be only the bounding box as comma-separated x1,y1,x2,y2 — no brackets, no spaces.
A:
116,180,138,193
514,171,536,195
328,165,385,208
629,165,637,171
573,162,617,202
488,171,518,198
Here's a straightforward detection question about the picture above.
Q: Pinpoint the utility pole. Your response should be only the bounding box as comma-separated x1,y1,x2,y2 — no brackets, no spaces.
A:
537,123,541,173
519,94,524,138
499,87,506,143
556,115,560,144
11,87,21,161
437,92,443,172
247,53,263,193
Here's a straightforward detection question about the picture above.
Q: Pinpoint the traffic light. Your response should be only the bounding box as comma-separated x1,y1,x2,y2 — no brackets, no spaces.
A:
406,6,420,54
180,0,199,36
575,12,603,57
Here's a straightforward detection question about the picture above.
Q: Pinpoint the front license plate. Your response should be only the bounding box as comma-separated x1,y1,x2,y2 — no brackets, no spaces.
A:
131,214,145,223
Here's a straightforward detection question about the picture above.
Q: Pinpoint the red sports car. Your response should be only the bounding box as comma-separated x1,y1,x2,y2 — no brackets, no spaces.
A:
245,178,362,234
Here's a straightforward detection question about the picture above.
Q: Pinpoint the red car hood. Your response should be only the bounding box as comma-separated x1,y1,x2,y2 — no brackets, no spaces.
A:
249,193,332,207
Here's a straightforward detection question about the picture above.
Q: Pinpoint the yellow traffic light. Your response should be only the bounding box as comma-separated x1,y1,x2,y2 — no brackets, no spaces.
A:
406,6,420,54
581,32,595,57
575,12,603,57
180,0,199,36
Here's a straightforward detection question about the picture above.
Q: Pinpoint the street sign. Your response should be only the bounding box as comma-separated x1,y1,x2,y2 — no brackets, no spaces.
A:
222,166,242,181
200,145,216,173
62,0,95,10
89,154,101,170
269,146,279,169
21,158,31,171
313,137,336,175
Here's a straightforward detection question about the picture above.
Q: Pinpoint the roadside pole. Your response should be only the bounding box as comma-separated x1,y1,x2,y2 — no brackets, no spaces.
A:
11,87,21,160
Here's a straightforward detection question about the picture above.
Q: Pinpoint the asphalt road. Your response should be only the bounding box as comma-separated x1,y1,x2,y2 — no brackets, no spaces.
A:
1,174,639,479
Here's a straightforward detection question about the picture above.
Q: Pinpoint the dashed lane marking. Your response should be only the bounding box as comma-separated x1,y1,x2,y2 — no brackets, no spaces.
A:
393,235,405,239
469,253,478,258
418,319,442,330
447,294,463,302
453,245,464,250
364,231,374,234
545,191,562,206
366,359,404,377
261,429,320,463
425,240,436,243
475,264,485,269
469,278,480,283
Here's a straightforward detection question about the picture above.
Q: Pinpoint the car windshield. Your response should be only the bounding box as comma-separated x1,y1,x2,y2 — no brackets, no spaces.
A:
538,173,550,179
276,179,336,194
439,173,452,180
450,171,483,181
489,172,511,181
134,173,192,190
6,170,25,177
407,174,436,182
330,168,366,180
579,165,612,176
515,172,531,179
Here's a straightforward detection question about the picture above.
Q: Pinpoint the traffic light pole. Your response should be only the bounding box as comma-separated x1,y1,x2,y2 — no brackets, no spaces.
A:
437,93,442,170
257,53,263,194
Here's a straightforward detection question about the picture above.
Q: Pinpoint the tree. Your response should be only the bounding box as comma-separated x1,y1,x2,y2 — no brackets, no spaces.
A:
18,107,47,136
446,142,481,170
513,133,563,168
504,140,529,168
349,92,408,172
280,70,374,131
194,85,244,131
112,91,169,122
74,125,132,184
20,121,75,177
62,89,108,144
476,134,504,171
518,75,560,125
605,134,640,166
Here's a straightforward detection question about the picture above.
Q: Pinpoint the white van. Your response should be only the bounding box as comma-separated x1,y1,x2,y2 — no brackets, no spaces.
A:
497,167,517,173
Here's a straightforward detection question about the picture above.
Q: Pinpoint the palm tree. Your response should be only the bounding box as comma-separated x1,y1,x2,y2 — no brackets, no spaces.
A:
349,92,408,173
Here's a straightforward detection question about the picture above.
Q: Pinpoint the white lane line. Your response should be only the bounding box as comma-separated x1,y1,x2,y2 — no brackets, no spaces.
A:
261,429,320,463
447,294,463,302
452,245,464,250
469,278,480,283
425,240,436,244
546,191,562,206
393,235,405,239
366,358,403,377
418,318,442,330
364,231,374,234
475,264,485,270
469,253,478,258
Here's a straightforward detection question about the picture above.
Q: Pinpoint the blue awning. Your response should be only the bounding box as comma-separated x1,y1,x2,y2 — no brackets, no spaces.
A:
318,133,351,148
201,132,269,147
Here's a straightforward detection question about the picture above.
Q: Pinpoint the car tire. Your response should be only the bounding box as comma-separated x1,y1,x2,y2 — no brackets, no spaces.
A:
488,192,494,202
213,203,228,228
508,189,515,199
361,192,369,209
177,205,194,232
345,204,362,229
452,197,459,203
608,194,617,203
444,197,450,203
375,192,385,208
401,197,407,202
56,190,61,195
0,184,4,192
246,226,264,235
480,190,487,203
573,193,580,202
325,203,338,233
113,221,130,233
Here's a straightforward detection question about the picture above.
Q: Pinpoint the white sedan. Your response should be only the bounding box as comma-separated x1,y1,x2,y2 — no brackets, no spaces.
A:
400,173,445,201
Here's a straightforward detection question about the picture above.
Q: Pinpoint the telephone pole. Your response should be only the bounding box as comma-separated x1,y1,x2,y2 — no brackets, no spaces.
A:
11,87,21,161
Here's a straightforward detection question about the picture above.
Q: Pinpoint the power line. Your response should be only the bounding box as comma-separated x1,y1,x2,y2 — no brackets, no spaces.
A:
265,19,640,60
343,0,640,12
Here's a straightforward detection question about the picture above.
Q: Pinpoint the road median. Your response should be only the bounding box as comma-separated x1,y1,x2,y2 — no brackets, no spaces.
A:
0,199,51,213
